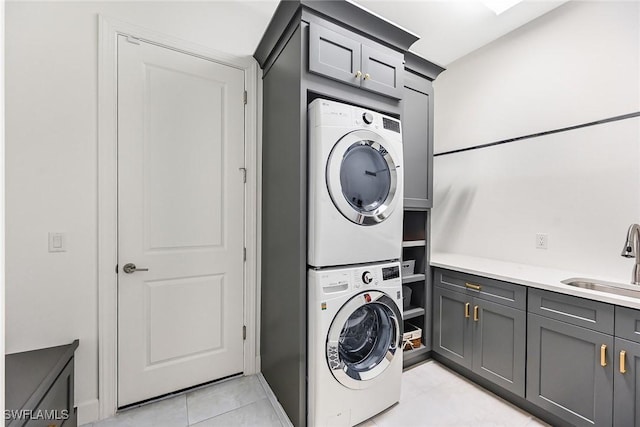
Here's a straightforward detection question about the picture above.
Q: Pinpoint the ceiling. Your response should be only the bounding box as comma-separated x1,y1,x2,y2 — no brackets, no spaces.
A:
244,0,568,66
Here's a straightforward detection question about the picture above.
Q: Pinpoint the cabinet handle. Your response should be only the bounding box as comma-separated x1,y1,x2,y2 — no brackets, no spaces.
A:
473,305,479,322
364,73,371,80
464,302,470,318
355,70,362,79
465,282,481,291
620,350,627,374
601,344,607,367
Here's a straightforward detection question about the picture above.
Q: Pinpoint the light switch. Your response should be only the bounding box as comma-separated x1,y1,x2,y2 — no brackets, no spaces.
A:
48,232,66,252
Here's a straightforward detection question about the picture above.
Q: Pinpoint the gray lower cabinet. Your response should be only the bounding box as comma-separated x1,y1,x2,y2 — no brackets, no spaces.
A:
473,299,526,395
614,337,640,426
433,286,526,396
527,313,614,426
433,287,472,369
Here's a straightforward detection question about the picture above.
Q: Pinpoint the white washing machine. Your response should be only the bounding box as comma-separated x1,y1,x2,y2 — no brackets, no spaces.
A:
308,99,404,268
308,261,403,427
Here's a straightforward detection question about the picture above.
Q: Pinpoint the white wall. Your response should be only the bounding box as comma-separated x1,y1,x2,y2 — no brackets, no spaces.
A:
434,1,640,154
432,1,640,282
5,1,272,423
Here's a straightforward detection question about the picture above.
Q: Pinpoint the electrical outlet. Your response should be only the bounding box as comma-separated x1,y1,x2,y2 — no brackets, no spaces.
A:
536,233,548,249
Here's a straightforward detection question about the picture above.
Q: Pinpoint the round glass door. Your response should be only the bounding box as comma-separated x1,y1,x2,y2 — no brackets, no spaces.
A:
326,130,400,226
326,291,401,389
340,144,391,213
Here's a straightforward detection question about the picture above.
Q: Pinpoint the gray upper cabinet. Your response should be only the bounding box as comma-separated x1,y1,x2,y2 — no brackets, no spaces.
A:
401,53,444,209
308,22,404,99
360,44,403,99
527,313,614,426
308,23,361,89
614,337,640,427
402,72,432,209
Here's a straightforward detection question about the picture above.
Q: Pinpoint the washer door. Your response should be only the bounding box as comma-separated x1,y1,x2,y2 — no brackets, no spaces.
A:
326,130,400,225
326,290,402,389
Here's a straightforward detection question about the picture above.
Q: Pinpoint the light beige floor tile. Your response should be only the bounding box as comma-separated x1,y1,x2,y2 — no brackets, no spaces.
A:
93,395,188,427
190,398,282,427
372,360,547,427
186,376,266,425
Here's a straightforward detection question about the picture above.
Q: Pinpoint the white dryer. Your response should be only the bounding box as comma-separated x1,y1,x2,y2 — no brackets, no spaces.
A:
308,261,403,427
308,99,404,268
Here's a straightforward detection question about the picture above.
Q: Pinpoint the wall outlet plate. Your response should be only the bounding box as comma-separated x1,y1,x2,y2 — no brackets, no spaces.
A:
536,233,548,249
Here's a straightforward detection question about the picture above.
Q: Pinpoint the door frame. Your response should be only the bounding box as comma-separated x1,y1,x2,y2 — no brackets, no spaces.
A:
97,15,260,419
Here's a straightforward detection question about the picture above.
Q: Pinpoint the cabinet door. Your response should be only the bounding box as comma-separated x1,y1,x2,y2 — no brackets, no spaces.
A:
360,44,403,99
527,313,614,427
472,299,525,397
402,72,432,209
433,287,472,369
308,23,361,88
614,337,640,427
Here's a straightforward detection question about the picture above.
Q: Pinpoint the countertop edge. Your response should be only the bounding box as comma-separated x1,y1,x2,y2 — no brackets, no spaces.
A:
430,254,640,310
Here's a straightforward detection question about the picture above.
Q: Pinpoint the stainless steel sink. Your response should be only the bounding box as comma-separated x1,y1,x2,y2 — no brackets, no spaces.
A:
561,278,640,298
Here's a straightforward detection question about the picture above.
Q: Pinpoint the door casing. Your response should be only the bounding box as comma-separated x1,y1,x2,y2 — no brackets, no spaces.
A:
97,15,260,421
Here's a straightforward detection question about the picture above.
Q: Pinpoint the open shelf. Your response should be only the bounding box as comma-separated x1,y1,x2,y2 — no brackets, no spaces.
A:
402,240,426,248
402,273,425,284
403,306,425,320
403,344,428,360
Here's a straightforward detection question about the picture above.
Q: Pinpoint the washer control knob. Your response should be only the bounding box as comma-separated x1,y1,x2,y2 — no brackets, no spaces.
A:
362,112,374,124
362,271,374,285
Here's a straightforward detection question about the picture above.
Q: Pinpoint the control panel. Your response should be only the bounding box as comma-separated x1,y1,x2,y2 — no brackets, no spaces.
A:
317,261,401,294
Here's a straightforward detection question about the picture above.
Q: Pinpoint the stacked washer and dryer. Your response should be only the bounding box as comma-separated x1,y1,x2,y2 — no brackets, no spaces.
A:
307,99,405,427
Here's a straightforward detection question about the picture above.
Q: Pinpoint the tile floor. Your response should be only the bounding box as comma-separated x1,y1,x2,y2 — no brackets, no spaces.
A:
362,360,548,427
82,360,548,427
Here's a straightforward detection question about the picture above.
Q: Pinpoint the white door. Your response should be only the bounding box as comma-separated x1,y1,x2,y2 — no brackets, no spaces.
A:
117,35,246,406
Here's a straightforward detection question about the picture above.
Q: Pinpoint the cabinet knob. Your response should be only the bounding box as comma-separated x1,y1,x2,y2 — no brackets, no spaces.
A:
620,350,627,374
355,70,362,79
364,73,371,80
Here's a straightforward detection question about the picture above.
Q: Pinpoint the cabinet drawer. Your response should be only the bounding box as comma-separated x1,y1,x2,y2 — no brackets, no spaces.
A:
434,268,526,310
615,306,640,344
528,288,614,334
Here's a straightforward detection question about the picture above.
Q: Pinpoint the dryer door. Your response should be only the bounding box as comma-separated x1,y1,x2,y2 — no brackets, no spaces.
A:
326,290,402,389
326,130,401,225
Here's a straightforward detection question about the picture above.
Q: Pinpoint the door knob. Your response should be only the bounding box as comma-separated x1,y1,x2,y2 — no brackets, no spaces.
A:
122,263,149,274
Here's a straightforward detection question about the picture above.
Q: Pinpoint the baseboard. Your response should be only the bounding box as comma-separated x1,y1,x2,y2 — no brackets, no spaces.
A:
77,398,100,426
258,373,293,427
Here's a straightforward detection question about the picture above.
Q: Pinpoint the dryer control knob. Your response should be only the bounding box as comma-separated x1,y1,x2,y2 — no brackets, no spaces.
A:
362,112,374,124
362,271,374,284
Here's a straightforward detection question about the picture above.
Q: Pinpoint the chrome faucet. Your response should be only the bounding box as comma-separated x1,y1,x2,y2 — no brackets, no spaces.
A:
621,224,640,285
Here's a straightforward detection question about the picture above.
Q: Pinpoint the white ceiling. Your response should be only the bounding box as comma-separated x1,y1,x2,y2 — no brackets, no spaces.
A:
245,0,568,66
353,0,568,66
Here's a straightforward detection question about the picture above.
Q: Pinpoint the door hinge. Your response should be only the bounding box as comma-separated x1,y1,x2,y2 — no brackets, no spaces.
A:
239,167,247,183
126,36,140,45
243,325,247,340
115,264,118,274
243,90,247,105
243,247,247,261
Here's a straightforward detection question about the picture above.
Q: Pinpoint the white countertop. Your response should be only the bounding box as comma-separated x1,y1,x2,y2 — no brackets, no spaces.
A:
430,252,640,310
